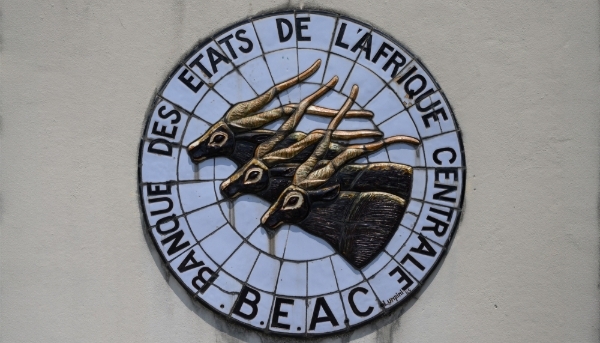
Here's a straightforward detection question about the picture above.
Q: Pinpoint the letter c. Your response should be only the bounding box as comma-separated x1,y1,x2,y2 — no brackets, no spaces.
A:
348,287,374,317
433,147,457,165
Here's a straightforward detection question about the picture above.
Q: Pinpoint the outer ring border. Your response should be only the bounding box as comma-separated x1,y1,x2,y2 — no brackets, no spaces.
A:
136,7,467,339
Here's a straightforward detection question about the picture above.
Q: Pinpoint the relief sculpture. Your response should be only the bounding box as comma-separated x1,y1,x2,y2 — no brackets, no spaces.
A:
140,11,464,335
188,61,420,268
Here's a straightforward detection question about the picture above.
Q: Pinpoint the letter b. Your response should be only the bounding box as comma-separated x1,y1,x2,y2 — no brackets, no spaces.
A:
232,286,261,320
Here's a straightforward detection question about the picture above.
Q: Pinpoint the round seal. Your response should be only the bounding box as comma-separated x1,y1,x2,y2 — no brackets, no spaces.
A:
139,10,465,336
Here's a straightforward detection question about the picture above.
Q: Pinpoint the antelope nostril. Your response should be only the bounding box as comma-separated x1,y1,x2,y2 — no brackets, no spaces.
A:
261,212,281,230
220,182,239,199
188,146,207,161
220,180,230,191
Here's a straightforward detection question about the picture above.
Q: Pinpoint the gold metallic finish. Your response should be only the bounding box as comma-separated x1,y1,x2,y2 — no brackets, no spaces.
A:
302,105,373,118
219,158,270,198
220,83,359,198
224,60,321,123
329,129,382,139
296,60,322,84
381,135,421,146
294,85,358,185
261,129,382,165
228,106,294,132
297,135,420,189
254,76,339,158
260,185,305,226
187,60,379,160
228,105,373,131
186,120,226,154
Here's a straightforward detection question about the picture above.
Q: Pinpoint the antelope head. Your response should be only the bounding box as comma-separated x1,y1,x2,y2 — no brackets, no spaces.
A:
186,60,322,163
260,184,340,230
220,159,271,198
187,121,236,163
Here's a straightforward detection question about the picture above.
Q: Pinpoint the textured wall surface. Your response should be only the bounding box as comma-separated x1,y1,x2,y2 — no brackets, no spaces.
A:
1,0,599,342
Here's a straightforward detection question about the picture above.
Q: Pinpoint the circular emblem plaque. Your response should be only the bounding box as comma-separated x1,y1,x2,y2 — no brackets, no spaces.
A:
139,10,465,336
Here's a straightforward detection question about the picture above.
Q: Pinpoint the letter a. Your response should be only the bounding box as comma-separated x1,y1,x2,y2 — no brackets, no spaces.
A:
309,297,339,330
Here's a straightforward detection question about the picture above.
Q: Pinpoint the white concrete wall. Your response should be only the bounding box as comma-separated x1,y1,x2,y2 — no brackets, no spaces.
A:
1,0,599,342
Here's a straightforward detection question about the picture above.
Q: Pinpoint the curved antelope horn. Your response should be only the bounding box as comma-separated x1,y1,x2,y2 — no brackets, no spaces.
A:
298,135,421,189
225,59,321,124
283,105,374,119
228,106,295,132
261,128,382,165
294,85,359,185
230,104,374,132
254,76,339,158
379,135,420,146
331,129,383,140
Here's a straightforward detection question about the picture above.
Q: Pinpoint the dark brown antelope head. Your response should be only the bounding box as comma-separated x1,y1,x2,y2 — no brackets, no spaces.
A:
187,60,322,163
187,121,236,162
260,184,341,230
186,59,375,163
261,136,421,230
261,86,422,230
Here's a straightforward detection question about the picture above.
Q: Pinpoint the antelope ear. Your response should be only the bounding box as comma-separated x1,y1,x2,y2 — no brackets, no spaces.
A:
270,164,298,177
308,185,340,202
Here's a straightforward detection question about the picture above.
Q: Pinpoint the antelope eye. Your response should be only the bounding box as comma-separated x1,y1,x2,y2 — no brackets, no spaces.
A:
210,132,228,146
244,167,263,184
282,193,303,210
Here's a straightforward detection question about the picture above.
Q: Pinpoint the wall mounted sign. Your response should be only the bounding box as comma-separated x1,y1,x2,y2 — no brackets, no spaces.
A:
139,10,465,336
